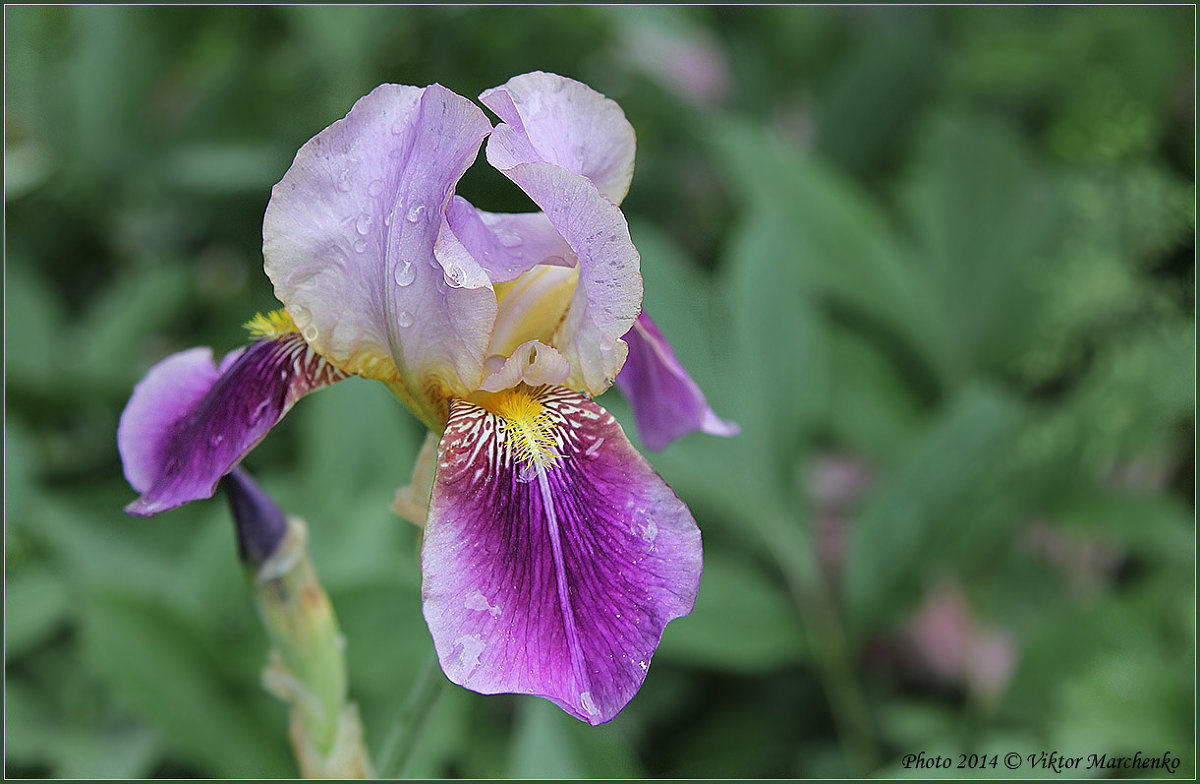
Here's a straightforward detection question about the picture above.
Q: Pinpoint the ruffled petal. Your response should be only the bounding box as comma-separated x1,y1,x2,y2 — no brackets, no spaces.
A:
443,197,573,284
422,386,702,725
264,83,496,427
481,72,637,205
480,74,642,397
479,340,571,392
481,164,640,397
615,312,740,451
118,334,346,516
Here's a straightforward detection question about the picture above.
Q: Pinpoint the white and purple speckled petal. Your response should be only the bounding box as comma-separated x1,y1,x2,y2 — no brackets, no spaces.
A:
118,334,346,517
421,386,702,724
616,311,740,451
264,83,495,427
481,71,637,205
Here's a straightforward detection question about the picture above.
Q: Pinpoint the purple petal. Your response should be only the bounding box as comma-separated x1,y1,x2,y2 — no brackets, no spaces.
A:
118,334,346,517
443,197,573,284
481,72,637,204
421,386,702,725
482,160,641,398
479,340,571,392
615,312,739,451
220,467,288,566
264,83,496,427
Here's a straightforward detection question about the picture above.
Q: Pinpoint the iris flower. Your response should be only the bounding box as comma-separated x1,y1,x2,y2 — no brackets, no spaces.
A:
118,72,736,725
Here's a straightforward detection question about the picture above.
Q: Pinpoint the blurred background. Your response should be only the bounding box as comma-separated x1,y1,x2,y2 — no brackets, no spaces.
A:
4,6,1194,778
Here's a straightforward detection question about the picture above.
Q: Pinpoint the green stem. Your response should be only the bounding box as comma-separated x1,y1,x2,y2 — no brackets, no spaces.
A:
375,651,445,778
758,503,878,776
252,517,373,778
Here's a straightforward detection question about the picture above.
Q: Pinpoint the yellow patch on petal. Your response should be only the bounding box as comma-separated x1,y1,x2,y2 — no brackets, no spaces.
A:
483,387,561,471
489,264,578,360
243,309,299,339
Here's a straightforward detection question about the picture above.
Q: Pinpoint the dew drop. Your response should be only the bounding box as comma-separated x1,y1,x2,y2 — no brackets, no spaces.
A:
580,691,599,717
367,178,386,198
390,120,407,135
406,204,427,223
302,324,319,341
353,238,368,254
445,264,465,288
354,213,372,235
249,399,271,425
209,433,224,447
393,260,416,287
397,310,414,328
496,230,522,248
289,304,312,328
334,170,353,193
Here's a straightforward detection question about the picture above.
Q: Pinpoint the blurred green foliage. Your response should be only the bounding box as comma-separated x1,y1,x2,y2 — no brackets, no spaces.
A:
5,5,1194,779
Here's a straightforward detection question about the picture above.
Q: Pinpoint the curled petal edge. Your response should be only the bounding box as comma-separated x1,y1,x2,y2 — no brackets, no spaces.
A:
119,334,346,517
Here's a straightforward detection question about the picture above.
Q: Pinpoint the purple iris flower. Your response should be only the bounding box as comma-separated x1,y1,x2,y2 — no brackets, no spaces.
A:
118,72,735,725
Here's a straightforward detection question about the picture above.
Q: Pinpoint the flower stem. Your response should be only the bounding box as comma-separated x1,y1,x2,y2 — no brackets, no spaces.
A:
758,504,878,776
252,517,373,778
375,651,445,778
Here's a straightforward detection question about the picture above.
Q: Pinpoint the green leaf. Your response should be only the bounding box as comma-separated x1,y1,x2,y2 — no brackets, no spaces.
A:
711,119,933,389
75,263,192,391
3,259,68,390
899,113,1064,382
844,385,1027,635
656,549,805,671
5,564,71,658
506,699,586,778
80,589,292,777
815,11,939,176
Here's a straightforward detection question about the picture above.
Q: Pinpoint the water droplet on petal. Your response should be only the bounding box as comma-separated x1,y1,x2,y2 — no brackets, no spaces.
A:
302,324,319,341
393,260,415,287
406,204,427,223
210,433,224,447
391,120,407,135
353,238,368,254
496,230,522,248
250,399,271,425
445,264,465,288
584,437,605,459
397,310,414,328
289,304,312,328
355,214,372,235
580,691,599,717
367,179,386,198
334,170,353,193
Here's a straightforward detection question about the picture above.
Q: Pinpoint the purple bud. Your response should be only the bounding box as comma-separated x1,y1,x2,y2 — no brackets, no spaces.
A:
221,468,288,566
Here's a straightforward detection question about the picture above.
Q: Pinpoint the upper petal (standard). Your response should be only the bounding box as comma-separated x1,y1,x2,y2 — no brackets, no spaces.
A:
481,71,637,205
264,83,496,428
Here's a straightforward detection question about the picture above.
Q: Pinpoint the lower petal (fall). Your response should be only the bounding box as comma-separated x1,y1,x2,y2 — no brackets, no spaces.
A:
118,333,346,516
421,386,702,724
